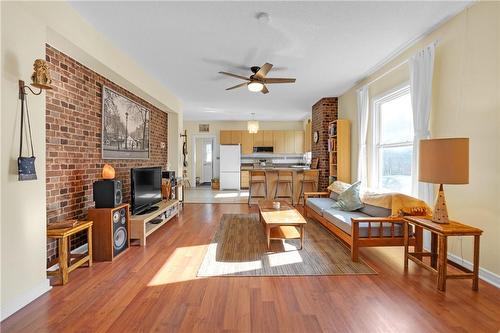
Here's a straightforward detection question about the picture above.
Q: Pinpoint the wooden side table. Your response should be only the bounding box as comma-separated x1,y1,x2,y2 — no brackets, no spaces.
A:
47,221,93,285
403,216,482,292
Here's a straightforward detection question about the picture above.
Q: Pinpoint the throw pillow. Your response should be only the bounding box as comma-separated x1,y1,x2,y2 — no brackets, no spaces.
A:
327,181,351,194
332,181,364,211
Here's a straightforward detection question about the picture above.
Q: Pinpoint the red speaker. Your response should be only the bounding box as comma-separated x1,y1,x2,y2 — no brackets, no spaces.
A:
87,204,130,261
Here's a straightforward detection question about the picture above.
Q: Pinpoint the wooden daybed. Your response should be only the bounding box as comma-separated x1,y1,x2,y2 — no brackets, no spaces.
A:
304,191,424,262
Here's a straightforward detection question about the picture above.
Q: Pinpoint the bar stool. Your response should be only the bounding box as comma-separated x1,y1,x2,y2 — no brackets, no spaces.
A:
298,169,319,206
248,170,267,205
274,170,294,205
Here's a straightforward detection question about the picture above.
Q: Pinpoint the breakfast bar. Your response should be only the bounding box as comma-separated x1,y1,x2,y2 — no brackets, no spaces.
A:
243,166,319,205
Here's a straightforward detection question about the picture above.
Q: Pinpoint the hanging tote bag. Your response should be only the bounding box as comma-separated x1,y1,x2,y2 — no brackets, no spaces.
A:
18,93,37,181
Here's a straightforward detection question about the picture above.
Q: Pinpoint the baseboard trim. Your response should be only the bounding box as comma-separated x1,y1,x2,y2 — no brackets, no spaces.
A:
422,244,500,289
447,252,500,289
1,279,52,321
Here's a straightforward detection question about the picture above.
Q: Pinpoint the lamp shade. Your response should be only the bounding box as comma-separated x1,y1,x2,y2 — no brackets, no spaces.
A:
419,138,469,184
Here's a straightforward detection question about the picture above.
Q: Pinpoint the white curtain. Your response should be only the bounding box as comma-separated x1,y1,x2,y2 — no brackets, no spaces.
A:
356,85,369,187
409,43,435,205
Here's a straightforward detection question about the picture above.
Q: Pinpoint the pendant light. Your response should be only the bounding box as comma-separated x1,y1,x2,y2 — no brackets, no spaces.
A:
247,113,259,133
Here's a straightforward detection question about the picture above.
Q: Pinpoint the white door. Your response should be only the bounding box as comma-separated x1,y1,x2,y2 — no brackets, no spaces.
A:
201,139,213,183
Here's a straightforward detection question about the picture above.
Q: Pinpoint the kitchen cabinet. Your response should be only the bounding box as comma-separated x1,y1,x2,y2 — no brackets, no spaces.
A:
253,132,264,147
220,130,231,144
231,131,242,144
263,131,273,146
285,131,295,153
294,130,304,154
240,170,249,188
273,131,285,153
241,131,253,155
304,120,312,152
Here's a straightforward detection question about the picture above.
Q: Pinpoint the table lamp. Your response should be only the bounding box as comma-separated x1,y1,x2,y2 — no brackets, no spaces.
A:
419,138,469,224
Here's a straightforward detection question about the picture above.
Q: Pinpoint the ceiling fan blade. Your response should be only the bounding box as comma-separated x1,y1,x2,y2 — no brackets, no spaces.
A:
261,85,269,94
218,71,250,81
254,63,273,79
262,78,296,84
225,82,247,91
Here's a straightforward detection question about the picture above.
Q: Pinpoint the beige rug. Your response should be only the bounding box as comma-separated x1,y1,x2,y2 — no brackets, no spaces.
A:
197,214,376,276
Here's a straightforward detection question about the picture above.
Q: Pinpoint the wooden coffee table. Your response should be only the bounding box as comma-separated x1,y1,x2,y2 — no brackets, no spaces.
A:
257,200,307,250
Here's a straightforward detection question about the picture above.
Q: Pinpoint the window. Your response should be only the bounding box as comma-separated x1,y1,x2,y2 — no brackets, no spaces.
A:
373,86,413,195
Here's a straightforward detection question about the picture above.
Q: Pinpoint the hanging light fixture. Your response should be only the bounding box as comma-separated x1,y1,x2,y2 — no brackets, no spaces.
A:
247,81,264,92
247,113,259,133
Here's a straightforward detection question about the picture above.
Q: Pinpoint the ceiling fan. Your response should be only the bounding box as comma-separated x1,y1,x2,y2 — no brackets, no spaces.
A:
219,63,295,94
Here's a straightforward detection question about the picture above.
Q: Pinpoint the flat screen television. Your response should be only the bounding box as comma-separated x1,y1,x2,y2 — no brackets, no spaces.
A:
130,166,162,215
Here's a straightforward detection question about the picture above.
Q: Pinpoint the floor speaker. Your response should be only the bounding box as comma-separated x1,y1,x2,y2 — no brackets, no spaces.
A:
87,203,130,261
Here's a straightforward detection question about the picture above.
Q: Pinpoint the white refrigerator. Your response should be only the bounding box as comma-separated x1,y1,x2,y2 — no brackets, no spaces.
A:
219,144,241,190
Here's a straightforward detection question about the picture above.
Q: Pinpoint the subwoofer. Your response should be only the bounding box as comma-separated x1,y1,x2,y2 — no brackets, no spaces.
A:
93,180,122,208
87,204,130,261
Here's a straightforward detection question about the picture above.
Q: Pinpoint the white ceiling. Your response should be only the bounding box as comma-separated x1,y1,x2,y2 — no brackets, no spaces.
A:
70,1,470,121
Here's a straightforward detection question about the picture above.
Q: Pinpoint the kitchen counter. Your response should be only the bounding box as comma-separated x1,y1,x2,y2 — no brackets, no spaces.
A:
240,166,318,204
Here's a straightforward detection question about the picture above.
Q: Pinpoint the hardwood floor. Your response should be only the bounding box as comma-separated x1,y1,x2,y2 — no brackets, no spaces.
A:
2,203,500,332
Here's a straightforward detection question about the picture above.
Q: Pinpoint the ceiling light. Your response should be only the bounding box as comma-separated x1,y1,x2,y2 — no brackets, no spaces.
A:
248,113,259,133
247,81,264,92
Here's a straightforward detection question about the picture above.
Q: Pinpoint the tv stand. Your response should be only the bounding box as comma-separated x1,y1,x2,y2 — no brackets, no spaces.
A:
130,199,179,246
137,205,160,215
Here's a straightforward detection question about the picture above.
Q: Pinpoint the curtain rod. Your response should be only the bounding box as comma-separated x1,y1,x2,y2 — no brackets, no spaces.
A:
360,39,440,89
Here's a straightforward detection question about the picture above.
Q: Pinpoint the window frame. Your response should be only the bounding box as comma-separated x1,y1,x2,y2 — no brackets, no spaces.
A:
371,83,413,194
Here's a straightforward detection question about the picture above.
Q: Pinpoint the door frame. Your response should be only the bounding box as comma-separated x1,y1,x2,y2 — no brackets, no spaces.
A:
191,134,216,188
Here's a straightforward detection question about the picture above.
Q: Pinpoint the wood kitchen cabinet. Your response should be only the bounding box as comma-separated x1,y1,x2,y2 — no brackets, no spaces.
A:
273,131,285,153
220,131,231,144
253,132,264,146
304,120,312,152
231,131,242,144
240,170,249,188
294,130,304,154
285,131,295,153
241,131,253,155
263,131,273,146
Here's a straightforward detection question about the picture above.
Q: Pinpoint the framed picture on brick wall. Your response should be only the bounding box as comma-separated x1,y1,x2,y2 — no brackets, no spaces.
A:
101,86,150,159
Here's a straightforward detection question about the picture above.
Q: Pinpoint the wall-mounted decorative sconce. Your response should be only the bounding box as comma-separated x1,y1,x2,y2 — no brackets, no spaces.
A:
19,58,52,98
17,59,52,181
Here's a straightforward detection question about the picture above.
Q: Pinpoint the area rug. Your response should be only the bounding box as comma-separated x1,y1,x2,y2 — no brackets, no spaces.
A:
197,213,376,276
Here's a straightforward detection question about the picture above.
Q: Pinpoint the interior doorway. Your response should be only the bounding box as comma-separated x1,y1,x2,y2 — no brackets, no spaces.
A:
195,137,214,186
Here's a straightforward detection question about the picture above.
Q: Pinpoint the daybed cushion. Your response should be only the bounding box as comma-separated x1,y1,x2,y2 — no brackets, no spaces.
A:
306,197,335,216
358,204,391,217
323,208,406,238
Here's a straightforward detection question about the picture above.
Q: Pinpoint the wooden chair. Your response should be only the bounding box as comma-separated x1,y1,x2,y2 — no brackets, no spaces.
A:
298,169,319,206
274,170,294,205
248,170,267,205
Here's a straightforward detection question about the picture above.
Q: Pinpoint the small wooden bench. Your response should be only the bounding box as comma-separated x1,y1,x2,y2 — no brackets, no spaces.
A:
47,221,93,285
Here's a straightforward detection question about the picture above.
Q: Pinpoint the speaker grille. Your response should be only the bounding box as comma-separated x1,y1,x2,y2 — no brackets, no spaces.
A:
112,206,128,257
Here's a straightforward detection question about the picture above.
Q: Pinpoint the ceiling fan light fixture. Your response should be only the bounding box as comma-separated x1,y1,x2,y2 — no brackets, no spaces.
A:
247,81,264,92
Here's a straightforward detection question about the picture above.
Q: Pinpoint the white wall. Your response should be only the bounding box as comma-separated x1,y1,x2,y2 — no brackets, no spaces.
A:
1,1,181,320
183,121,305,185
339,2,500,277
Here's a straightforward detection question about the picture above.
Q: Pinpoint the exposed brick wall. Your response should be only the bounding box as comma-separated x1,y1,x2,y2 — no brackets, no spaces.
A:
312,97,338,191
45,45,168,261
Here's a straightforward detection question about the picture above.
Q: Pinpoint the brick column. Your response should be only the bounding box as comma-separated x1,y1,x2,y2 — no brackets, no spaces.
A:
312,97,338,191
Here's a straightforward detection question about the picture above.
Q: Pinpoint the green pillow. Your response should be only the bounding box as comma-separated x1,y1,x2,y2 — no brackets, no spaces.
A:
332,181,364,211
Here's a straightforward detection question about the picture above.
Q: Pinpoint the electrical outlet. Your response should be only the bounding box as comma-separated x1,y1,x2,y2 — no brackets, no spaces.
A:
160,142,166,149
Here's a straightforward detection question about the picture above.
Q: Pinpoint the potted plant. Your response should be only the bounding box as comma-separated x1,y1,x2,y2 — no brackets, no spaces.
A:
211,178,220,190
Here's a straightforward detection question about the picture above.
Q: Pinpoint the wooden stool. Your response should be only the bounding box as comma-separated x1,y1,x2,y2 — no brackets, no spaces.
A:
47,221,93,285
298,169,319,206
248,170,268,206
274,170,294,205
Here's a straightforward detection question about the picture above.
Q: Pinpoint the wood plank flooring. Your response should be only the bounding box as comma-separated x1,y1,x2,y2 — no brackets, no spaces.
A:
2,203,500,332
